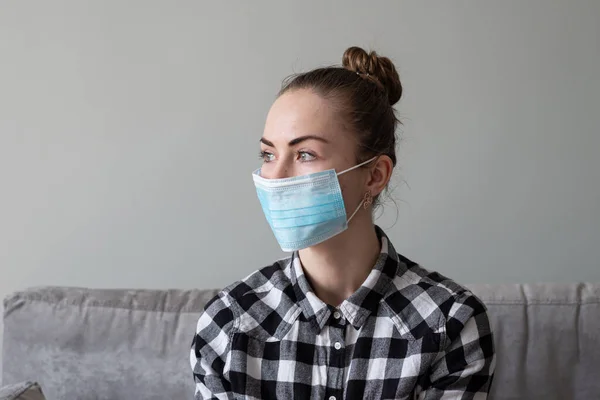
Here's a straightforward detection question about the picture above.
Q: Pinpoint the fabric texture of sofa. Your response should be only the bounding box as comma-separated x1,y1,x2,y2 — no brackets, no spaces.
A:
0,381,45,400
2,283,599,399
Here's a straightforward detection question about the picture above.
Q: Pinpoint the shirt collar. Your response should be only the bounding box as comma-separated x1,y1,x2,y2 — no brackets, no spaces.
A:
290,226,401,331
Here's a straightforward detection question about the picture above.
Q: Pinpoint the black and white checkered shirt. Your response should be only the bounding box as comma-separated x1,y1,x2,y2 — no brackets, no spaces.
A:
191,228,495,399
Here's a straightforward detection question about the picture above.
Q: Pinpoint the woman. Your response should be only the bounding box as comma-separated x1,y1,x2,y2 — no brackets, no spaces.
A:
191,47,495,399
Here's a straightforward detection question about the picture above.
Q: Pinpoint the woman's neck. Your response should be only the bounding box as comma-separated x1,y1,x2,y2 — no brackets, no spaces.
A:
297,215,381,307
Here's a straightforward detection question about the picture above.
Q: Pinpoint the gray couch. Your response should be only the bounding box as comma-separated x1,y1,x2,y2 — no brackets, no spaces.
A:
2,284,599,399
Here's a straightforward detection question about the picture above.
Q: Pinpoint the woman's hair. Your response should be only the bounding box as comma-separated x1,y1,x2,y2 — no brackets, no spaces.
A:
279,46,402,171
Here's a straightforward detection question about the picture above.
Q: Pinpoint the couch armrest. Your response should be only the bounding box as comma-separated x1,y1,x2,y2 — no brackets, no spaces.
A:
0,381,45,400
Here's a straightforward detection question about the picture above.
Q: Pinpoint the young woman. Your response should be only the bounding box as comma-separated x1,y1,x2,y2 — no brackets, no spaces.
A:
191,47,495,400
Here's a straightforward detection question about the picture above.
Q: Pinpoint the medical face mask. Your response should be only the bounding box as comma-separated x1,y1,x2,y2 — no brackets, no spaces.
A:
252,157,377,252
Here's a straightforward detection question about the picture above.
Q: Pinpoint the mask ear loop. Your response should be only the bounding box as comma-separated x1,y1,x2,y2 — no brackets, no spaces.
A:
338,156,378,223
347,197,365,223
336,156,378,176
347,191,373,223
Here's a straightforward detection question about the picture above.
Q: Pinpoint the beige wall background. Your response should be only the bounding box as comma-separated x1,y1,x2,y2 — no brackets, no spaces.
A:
1,0,599,369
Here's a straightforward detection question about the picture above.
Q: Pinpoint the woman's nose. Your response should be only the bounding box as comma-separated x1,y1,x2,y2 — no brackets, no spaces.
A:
271,162,290,179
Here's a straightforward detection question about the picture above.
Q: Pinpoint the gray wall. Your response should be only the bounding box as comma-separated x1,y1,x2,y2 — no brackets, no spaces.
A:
1,0,599,366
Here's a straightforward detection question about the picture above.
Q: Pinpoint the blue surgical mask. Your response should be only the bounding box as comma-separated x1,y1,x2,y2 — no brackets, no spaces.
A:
252,157,377,252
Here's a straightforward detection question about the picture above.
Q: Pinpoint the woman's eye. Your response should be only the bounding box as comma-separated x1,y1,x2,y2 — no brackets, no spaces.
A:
298,151,316,162
260,151,275,163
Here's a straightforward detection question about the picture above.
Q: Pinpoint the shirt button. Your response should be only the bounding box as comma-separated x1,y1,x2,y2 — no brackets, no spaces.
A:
329,396,336,400
333,311,341,319
334,342,342,350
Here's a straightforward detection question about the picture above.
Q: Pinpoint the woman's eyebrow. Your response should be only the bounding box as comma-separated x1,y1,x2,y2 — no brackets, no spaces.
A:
260,135,330,147
259,137,275,147
289,135,330,146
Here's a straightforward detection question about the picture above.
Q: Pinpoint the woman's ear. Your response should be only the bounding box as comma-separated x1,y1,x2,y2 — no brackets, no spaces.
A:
366,156,393,197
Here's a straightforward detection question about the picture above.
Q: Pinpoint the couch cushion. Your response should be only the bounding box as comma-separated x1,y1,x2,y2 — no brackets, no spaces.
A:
2,287,218,400
3,284,600,400
469,283,600,400
0,381,45,400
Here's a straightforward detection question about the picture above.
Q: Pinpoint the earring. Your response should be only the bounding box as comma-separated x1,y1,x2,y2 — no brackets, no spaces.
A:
363,191,373,209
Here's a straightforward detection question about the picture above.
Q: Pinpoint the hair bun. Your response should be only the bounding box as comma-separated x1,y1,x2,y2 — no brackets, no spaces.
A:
342,46,402,105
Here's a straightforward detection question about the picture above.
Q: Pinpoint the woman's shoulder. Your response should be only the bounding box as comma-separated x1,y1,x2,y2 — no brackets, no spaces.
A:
199,256,296,333
382,261,489,340
220,255,294,302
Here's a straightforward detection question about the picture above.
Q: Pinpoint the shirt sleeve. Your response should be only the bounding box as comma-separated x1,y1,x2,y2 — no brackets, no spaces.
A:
190,291,237,400
422,293,496,399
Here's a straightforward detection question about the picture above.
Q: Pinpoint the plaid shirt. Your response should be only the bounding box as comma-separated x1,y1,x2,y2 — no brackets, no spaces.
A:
191,228,495,399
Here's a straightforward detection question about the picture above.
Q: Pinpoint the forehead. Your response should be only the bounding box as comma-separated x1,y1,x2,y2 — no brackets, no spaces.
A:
263,89,347,143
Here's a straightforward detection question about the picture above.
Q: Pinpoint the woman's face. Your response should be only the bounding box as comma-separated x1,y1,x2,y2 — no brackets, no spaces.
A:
260,88,369,212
